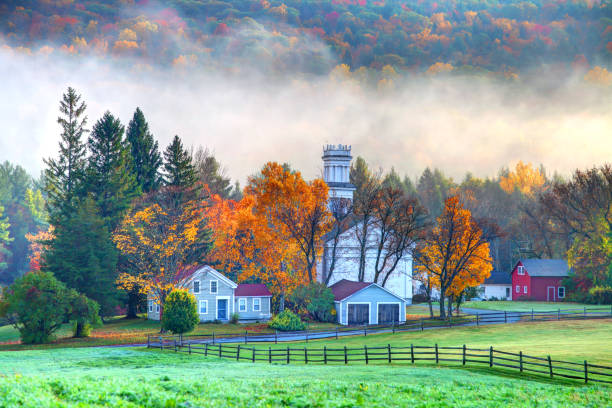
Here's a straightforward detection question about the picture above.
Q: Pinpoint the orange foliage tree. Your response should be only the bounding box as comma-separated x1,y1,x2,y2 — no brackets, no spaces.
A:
500,161,546,196
25,226,54,272
206,163,333,305
113,187,211,317
415,196,494,319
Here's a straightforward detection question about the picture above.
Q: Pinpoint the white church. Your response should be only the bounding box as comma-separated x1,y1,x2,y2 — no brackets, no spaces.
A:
316,144,414,303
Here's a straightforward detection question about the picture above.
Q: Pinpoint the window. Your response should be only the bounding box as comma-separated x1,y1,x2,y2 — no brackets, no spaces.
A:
148,301,153,313
239,298,247,312
516,285,520,293
193,280,200,294
210,280,218,294
155,303,160,313
523,286,528,294
558,287,565,299
199,300,208,314
517,266,525,275
253,298,261,312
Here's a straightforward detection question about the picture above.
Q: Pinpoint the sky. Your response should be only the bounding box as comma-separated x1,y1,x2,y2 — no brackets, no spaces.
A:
2,46,612,184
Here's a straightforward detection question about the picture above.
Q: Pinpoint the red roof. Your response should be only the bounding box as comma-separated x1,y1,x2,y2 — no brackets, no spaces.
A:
235,284,272,297
330,279,371,301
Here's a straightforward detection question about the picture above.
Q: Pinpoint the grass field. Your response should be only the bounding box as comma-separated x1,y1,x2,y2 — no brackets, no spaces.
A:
1,346,610,407
459,301,604,312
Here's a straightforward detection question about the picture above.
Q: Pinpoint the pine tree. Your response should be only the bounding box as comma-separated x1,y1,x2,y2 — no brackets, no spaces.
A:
44,87,88,224
87,111,140,230
0,204,11,275
126,108,162,193
163,135,197,188
43,198,118,317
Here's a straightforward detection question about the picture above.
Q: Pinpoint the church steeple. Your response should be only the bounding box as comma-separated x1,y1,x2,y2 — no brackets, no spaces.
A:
322,144,356,203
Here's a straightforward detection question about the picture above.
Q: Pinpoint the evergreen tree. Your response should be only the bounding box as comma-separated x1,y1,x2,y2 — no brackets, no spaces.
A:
126,108,162,193
44,87,88,225
0,204,11,275
43,198,118,317
87,111,140,230
163,135,197,188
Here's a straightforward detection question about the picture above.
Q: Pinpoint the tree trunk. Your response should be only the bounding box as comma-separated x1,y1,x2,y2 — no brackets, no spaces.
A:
447,296,453,318
126,289,139,319
438,294,446,319
427,299,434,319
73,321,86,338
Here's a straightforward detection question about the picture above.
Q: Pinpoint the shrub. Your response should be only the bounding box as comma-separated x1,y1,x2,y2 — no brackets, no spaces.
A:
290,282,335,322
588,286,612,304
268,310,306,331
412,293,430,304
0,271,99,344
161,289,198,334
230,312,240,324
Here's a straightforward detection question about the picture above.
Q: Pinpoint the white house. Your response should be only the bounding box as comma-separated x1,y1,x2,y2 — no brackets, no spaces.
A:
316,145,413,303
478,270,512,300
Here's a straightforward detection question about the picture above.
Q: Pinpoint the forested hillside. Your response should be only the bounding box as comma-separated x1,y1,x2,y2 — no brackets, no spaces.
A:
1,0,612,78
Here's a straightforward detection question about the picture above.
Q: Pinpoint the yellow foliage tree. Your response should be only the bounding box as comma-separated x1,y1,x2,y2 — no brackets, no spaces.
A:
415,196,493,318
499,161,545,196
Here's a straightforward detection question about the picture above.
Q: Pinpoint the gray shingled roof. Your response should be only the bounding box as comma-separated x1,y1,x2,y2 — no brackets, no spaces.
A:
519,259,570,277
483,270,512,285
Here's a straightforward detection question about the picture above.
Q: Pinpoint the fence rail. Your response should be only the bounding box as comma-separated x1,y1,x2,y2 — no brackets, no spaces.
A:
149,340,612,385
146,306,612,348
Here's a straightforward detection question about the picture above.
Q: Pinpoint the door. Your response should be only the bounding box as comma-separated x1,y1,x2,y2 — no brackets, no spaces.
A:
547,287,556,302
217,299,228,320
347,304,369,325
378,304,399,325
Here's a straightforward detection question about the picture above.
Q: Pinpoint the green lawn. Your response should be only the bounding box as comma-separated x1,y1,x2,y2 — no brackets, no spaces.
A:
1,347,610,407
459,301,607,312
259,319,612,365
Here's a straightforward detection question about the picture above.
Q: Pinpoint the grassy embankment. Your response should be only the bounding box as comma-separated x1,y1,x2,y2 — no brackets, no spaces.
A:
1,345,611,407
459,301,607,312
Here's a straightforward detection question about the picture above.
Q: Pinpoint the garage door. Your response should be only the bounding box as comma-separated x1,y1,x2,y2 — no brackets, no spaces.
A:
378,304,399,324
347,304,369,325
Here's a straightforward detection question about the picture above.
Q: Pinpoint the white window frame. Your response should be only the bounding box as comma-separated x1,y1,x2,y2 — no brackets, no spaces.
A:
210,280,218,294
148,301,153,313
523,285,528,294
238,298,247,312
558,286,565,299
155,303,160,313
199,300,208,314
517,266,525,275
516,285,520,293
193,280,200,294
375,302,403,325
253,298,261,312
216,296,231,320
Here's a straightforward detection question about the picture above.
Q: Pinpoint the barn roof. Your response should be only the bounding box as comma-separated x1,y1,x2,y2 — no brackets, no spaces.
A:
329,279,372,301
483,270,512,285
235,284,272,297
518,259,570,277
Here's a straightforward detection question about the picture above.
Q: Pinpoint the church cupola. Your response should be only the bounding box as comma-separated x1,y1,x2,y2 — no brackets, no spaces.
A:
322,144,356,202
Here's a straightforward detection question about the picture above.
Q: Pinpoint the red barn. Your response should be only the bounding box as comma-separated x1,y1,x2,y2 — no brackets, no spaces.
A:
511,259,570,302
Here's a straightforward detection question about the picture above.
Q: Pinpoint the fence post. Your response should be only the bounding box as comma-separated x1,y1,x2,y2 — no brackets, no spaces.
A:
504,311,507,323
476,314,479,327
252,348,256,363
558,309,560,320
275,330,278,344
421,318,424,331
364,324,367,337
489,346,493,367
531,309,534,321
344,346,348,364
205,343,208,356
448,317,451,328
388,344,392,363
336,326,338,340
324,346,327,364
287,346,290,364
306,328,308,343
219,344,222,358
584,360,588,384
304,347,308,364
268,346,272,364
435,344,439,364
147,335,150,348
410,344,414,364
160,336,163,351
462,344,466,365
548,355,553,378
392,321,395,334
237,345,241,361
364,345,369,364
174,339,177,352
180,334,183,347
245,330,248,344
188,342,191,355
212,332,215,344
584,307,587,319
519,351,523,372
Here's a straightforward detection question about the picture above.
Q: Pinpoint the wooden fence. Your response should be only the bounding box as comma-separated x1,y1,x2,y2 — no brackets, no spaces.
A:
149,341,612,385
146,306,612,347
